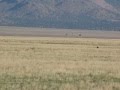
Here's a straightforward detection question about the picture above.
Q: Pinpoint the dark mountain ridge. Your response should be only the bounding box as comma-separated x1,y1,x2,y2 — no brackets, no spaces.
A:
0,0,120,30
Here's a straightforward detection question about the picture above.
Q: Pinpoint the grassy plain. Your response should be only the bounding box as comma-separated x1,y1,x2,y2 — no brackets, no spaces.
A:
0,36,120,90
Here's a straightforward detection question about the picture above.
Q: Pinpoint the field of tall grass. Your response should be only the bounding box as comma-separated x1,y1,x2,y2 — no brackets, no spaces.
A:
0,36,120,90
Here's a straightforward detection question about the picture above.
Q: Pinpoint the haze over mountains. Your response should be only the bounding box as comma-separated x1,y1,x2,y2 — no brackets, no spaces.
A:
0,0,120,30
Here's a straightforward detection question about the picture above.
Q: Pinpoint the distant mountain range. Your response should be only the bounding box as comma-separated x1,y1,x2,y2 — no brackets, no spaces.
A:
0,0,120,30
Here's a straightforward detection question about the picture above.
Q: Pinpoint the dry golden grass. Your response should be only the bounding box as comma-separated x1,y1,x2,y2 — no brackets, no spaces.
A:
0,36,120,90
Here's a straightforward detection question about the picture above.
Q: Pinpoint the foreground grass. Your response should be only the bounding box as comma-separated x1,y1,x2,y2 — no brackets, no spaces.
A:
0,36,120,90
